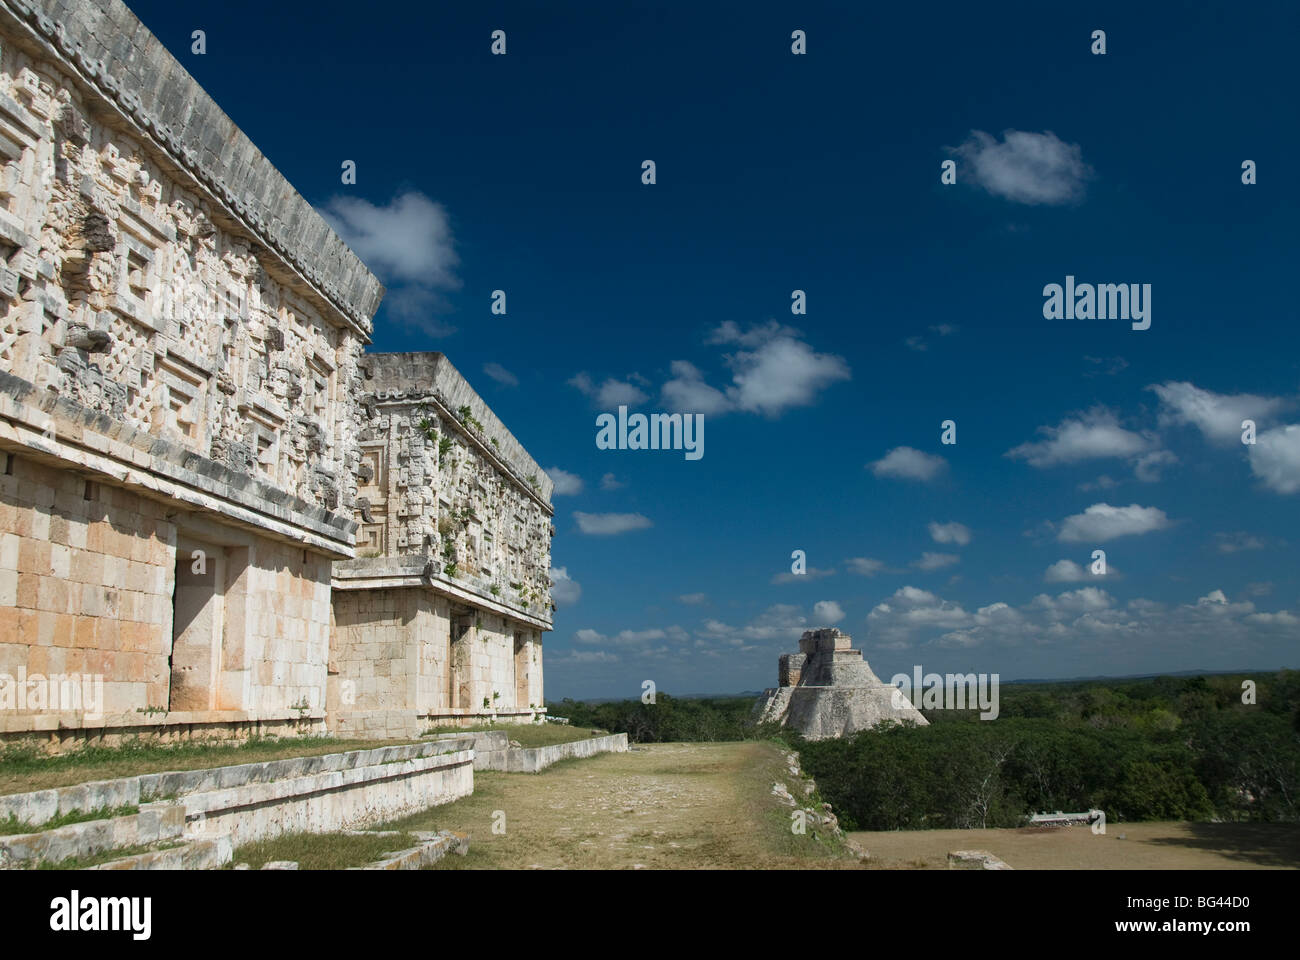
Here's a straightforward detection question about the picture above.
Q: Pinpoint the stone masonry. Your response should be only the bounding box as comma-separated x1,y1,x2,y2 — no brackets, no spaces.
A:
328,352,553,739
0,0,552,748
755,628,928,739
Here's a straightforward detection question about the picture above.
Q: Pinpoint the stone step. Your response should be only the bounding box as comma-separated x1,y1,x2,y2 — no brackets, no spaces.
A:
0,803,185,869
87,835,233,871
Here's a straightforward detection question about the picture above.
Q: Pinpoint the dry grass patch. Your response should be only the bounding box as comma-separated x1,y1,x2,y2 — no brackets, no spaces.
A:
383,740,860,870
0,736,423,796
849,821,1300,870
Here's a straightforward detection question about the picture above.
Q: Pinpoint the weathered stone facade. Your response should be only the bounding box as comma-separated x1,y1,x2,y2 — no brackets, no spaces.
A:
328,353,553,739
0,0,551,748
755,628,928,739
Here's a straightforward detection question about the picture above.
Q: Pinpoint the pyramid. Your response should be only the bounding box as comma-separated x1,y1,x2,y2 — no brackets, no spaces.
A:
754,628,929,739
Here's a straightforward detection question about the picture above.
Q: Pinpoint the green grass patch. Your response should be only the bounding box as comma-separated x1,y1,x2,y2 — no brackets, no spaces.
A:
421,723,604,748
229,830,419,870
36,840,184,871
0,804,139,836
0,736,424,797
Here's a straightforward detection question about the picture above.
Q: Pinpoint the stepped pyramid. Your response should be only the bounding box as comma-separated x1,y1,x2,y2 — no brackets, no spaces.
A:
754,628,929,739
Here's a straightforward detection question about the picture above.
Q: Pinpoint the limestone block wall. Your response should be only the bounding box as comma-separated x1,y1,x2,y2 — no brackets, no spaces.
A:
0,452,172,718
0,0,383,742
0,450,333,741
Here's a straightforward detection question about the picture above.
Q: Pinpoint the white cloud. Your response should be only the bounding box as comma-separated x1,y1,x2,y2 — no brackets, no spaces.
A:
569,372,649,409
321,191,460,334
812,600,845,624
659,360,734,415
599,472,625,491
573,512,652,535
1149,381,1285,446
482,362,518,387
1058,503,1171,543
915,552,960,571
928,521,971,546
1249,424,1300,494
679,593,709,605
846,557,886,577
1043,559,1118,582
550,567,581,607
869,446,948,483
772,567,835,585
661,324,850,418
1134,450,1178,482
948,129,1092,205
545,467,583,496
1215,532,1267,554
1007,408,1152,468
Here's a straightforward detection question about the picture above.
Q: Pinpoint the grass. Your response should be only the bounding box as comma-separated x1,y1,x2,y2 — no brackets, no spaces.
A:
0,804,139,836
229,831,419,870
848,821,1300,870
211,741,855,871
36,840,185,871
422,723,604,748
0,736,425,796
386,740,857,869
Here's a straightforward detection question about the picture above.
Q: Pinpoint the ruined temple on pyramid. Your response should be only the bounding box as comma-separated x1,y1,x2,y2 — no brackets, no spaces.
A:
755,628,928,739
0,0,553,748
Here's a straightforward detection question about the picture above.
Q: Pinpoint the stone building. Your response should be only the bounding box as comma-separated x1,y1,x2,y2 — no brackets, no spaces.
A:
755,628,928,739
328,352,553,739
0,0,551,748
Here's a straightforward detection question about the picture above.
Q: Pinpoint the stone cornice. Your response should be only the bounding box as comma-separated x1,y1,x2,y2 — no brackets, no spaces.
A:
0,0,383,337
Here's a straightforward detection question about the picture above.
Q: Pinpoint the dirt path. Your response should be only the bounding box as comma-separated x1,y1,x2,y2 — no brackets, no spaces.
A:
385,740,853,869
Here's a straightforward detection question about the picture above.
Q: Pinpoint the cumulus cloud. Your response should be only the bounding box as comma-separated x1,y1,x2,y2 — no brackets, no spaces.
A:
947,129,1092,205
549,567,582,607
659,360,734,415
915,552,960,571
599,473,625,491
1044,559,1118,582
569,372,649,408
869,447,948,483
1249,425,1300,494
545,467,583,496
1007,408,1153,468
772,567,835,585
929,521,971,546
679,592,709,605
482,362,518,387
866,582,1295,654
699,604,808,648
1214,532,1267,554
661,324,850,418
812,600,845,624
1149,381,1285,446
1057,503,1171,543
320,191,460,334
573,512,652,535
846,557,887,577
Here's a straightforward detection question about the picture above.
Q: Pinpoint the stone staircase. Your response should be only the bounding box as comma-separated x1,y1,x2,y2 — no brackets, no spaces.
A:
0,739,476,870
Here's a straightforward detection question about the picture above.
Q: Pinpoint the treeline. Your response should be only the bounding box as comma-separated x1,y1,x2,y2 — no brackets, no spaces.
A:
550,672,1300,828
547,694,766,742
797,672,1300,829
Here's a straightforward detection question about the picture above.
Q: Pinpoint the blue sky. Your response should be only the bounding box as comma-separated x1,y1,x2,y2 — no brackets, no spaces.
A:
132,1,1299,698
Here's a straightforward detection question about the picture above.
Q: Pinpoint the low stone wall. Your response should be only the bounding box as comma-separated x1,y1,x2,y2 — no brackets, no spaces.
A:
0,802,184,868
504,734,628,773
0,741,476,863
428,731,628,773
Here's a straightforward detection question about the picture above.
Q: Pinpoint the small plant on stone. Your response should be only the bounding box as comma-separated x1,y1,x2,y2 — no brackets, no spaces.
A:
136,705,167,716
443,562,458,578
290,697,311,717
482,696,491,709
490,584,501,596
